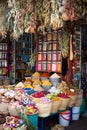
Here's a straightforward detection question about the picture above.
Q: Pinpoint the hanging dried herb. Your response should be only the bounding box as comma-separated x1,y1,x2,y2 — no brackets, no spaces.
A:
59,26,70,58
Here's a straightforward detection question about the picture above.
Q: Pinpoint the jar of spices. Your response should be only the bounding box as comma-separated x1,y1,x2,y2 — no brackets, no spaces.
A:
38,53,42,61
37,62,42,71
47,52,52,61
48,42,52,51
52,62,57,72
52,41,58,51
47,62,52,71
47,32,52,41
43,33,47,42
57,62,61,73
43,42,47,51
57,52,61,61
42,53,47,61
42,62,47,71
38,44,42,51
53,31,58,41
52,53,57,61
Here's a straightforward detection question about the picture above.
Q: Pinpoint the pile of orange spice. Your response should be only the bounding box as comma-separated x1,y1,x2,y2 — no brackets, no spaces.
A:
25,78,32,83
41,72,50,77
66,89,77,96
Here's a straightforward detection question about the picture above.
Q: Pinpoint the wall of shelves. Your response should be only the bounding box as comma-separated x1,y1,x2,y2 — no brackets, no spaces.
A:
0,36,8,77
36,28,62,73
10,33,35,83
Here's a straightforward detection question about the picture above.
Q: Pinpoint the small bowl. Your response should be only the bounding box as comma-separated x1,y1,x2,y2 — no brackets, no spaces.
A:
49,78,61,87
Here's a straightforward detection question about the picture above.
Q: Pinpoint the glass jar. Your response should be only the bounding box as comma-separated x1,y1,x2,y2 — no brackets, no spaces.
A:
52,53,57,61
52,41,58,51
57,52,61,61
42,53,47,61
42,62,47,71
38,44,42,51
47,32,52,41
37,63,42,71
52,62,57,71
47,62,52,71
38,53,42,61
53,31,58,41
47,52,51,61
43,43,47,51
57,62,61,72
48,42,52,51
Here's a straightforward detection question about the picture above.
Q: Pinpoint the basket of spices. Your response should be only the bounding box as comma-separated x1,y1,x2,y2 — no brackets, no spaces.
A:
36,97,52,117
66,89,77,107
58,93,70,110
51,95,61,113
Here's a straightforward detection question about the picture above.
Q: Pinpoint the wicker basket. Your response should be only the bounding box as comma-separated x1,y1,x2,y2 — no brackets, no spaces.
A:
75,89,83,107
51,100,61,113
68,95,78,107
58,98,70,110
0,125,4,130
0,103,8,112
51,124,64,130
8,105,19,117
36,101,52,117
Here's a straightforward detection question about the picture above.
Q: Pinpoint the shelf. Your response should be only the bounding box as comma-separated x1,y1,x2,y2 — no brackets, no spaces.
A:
0,59,7,60
0,66,7,68
16,68,26,70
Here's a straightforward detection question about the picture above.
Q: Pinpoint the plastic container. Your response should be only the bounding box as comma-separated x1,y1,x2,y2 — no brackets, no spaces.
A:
27,113,38,130
72,106,80,120
59,110,71,127
21,113,38,130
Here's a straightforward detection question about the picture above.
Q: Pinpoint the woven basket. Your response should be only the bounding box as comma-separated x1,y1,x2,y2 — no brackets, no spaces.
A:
68,95,78,107
0,103,8,112
36,101,52,117
51,124,64,130
51,100,61,113
75,89,83,107
58,98,70,110
0,125,4,130
8,106,19,117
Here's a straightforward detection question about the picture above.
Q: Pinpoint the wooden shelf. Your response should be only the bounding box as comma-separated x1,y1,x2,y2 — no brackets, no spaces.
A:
36,29,62,73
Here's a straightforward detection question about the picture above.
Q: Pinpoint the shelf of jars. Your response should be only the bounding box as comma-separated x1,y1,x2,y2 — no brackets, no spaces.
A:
36,28,62,73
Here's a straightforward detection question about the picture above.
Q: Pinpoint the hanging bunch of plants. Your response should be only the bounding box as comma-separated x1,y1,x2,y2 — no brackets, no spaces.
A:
59,0,86,21
18,0,37,34
58,25,70,58
4,0,37,39
0,0,8,37
35,0,64,33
